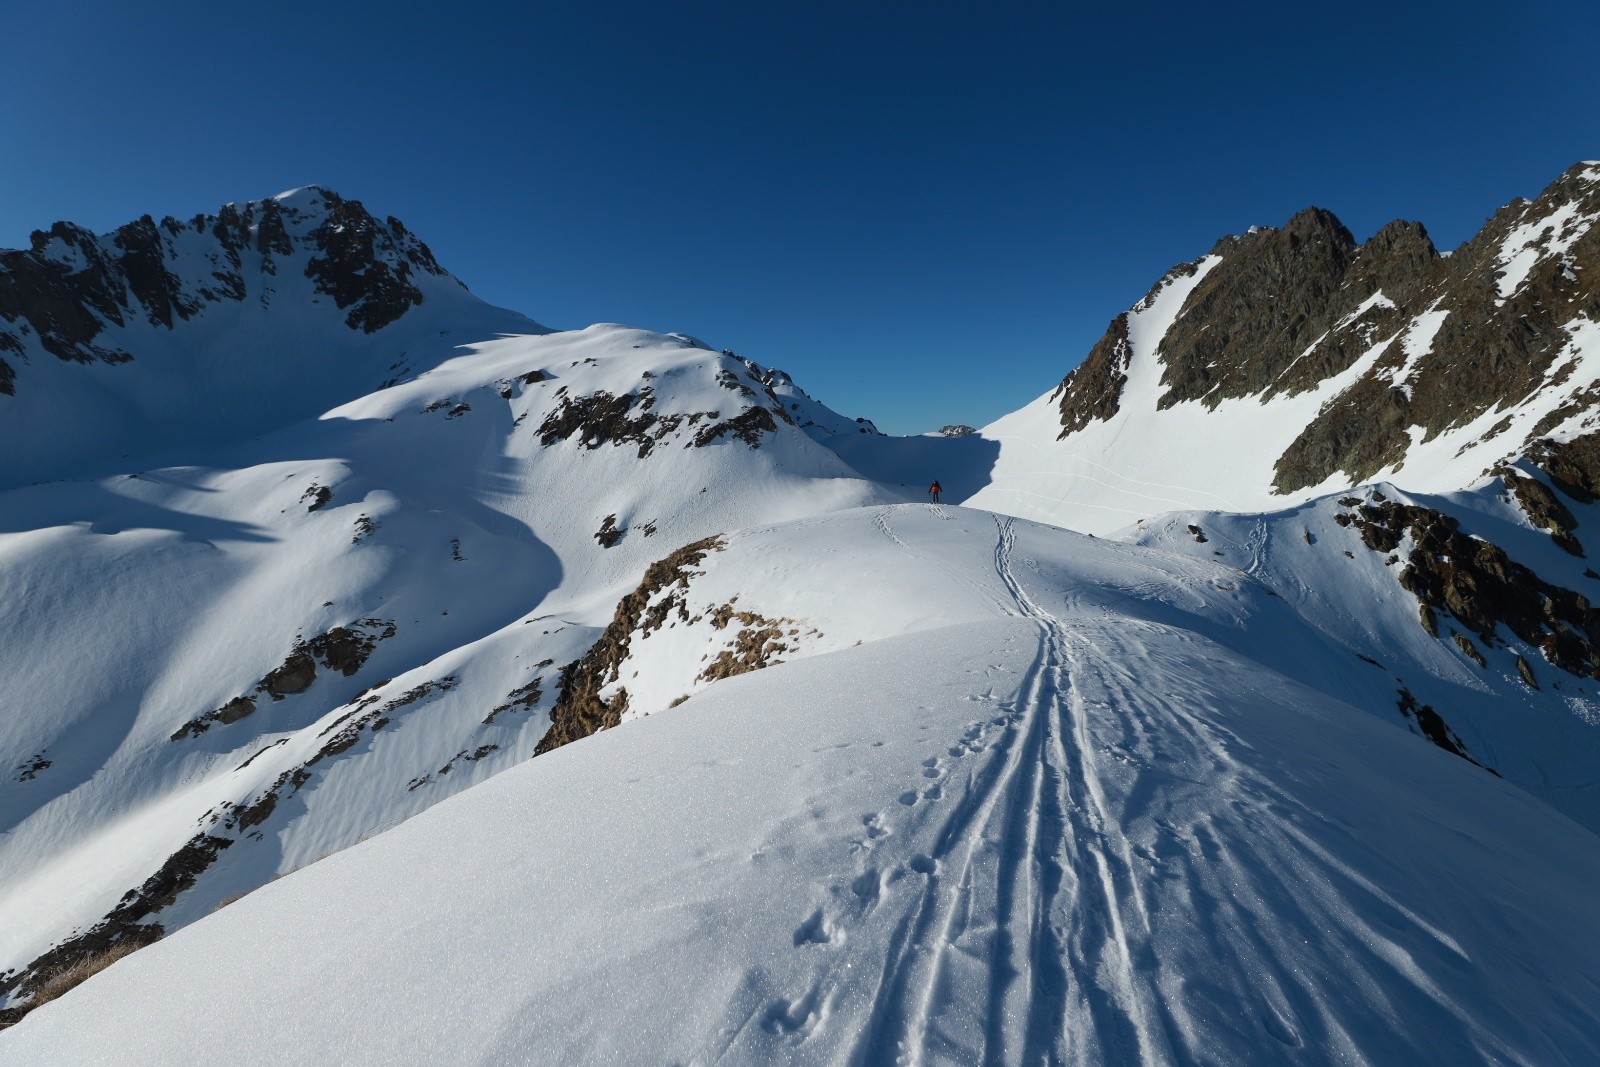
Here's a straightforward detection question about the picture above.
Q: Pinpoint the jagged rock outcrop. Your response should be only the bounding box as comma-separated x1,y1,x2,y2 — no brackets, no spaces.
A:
535,536,726,755
0,188,453,395
1050,162,1600,496
1275,166,1600,491
1158,207,1366,408
1337,496,1600,679
1530,432,1600,503
169,619,396,740
1054,314,1131,437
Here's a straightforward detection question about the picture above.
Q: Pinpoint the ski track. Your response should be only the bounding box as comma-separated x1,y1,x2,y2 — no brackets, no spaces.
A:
872,506,1013,619
832,515,1164,1065
718,509,1561,1065
14,502,1598,1065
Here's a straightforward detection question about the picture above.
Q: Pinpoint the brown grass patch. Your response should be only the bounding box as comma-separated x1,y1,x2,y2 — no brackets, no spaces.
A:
27,940,145,1011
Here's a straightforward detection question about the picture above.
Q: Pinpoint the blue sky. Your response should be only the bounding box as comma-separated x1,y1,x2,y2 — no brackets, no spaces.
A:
4,2,1598,433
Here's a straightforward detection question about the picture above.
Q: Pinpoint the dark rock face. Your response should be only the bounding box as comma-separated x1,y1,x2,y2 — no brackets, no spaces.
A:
260,652,317,698
214,695,257,725
1277,378,1416,495
0,222,136,366
1054,314,1131,438
536,536,726,755
304,192,433,333
692,405,781,448
112,215,194,328
301,484,333,512
14,754,51,783
1157,208,1367,409
0,187,454,397
538,387,676,458
169,619,395,739
304,622,393,676
1529,433,1600,503
1274,168,1600,491
1396,688,1490,770
1453,632,1486,667
1496,464,1582,555
538,377,786,457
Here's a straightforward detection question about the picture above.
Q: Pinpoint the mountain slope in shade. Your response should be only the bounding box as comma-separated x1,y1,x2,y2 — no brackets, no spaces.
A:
4,507,1598,1066
0,186,542,490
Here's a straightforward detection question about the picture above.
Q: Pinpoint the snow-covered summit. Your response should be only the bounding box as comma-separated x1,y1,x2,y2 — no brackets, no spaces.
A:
0,188,541,489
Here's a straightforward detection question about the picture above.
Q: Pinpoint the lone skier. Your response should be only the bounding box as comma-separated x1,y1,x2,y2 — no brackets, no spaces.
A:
929,480,942,503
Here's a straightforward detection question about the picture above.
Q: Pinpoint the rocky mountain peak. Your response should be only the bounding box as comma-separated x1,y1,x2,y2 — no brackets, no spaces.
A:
0,188,462,397
1048,161,1600,501
1154,205,1361,410
1348,219,1439,297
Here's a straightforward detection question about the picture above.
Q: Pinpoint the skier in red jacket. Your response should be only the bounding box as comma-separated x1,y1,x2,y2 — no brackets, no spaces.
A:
929,480,943,503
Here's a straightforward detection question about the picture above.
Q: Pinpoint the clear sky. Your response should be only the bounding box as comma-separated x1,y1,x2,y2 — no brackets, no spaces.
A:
4,2,1598,434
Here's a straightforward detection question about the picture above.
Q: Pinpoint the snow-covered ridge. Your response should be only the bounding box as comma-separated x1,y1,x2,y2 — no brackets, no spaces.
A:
7,506,1600,1064
0,314,896,1017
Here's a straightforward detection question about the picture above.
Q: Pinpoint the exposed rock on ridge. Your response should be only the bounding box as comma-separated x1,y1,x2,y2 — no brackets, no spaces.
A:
1157,207,1370,409
1338,496,1600,680
1051,162,1600,496
1053,313,1130,437
535,536,727,755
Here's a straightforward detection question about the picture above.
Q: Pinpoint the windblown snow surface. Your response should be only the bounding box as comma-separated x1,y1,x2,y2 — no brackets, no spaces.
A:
7,507,1600,1065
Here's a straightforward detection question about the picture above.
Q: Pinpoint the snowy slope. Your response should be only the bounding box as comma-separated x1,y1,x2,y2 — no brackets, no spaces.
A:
0,314,895,1002
6,507,1600,1065
9,170,1600,1056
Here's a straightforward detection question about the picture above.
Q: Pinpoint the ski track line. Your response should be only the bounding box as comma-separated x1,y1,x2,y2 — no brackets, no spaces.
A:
732,513,1527,1064
994,516,1169,1066
871,506,1014,619
847,515,1167,1066
845,638,1045,1063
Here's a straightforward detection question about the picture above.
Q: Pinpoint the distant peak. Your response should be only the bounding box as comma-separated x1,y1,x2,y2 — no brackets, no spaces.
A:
271,185,343,211
1282,205,1354,244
